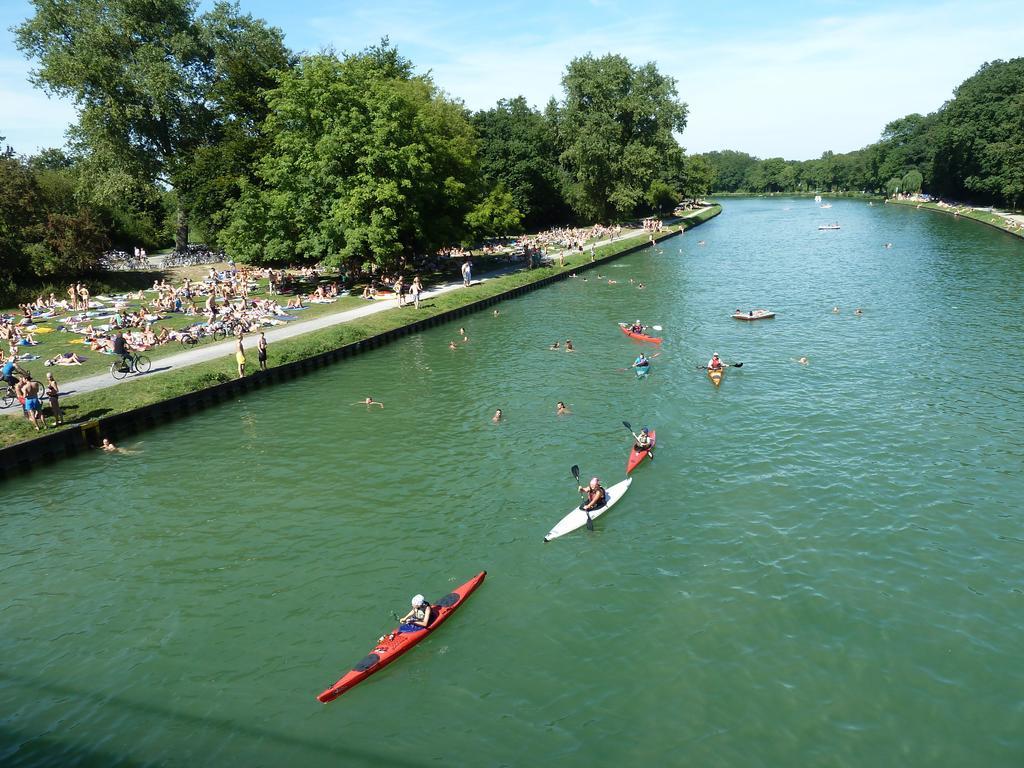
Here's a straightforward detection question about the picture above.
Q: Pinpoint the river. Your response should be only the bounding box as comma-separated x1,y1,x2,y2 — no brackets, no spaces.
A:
2,197,1022,767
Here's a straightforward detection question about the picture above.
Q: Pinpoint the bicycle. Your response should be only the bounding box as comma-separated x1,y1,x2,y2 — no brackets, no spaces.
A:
109,353,151,380
1,385,16,409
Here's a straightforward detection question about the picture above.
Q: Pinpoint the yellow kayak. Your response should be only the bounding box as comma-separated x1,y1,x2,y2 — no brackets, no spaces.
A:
708,367,723,387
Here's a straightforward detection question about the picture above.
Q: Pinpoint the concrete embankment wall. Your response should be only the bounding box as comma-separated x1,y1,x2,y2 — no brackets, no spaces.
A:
0,207,720,481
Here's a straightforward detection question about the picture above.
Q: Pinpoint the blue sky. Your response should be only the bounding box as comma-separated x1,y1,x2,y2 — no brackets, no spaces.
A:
2,0,1023,159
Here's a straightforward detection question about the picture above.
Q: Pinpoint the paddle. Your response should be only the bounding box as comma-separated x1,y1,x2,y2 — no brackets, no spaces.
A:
651,325,663,331
571,464,594,531
623,420,654,460
695,361,743,370
618,351,662,372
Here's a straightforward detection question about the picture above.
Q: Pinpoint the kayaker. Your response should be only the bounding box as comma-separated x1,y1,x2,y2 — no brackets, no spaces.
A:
578,477,606,511
630,320,644,334
632,427,652,452
398,595,432,633
633,353,650,370
707,353,724,370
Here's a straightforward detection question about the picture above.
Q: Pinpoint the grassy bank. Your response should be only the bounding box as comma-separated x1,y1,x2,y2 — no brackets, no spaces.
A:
0,208,720,448
886,198,1024,239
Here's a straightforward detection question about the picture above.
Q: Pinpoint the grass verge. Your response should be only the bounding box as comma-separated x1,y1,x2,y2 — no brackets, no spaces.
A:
887,199,1024,239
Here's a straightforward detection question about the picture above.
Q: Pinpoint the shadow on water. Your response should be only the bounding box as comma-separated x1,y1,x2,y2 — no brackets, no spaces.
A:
0,724,142,768
0,672,432,768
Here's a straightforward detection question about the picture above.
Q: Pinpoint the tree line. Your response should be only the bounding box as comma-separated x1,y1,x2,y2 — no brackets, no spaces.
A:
2,0,706,300
697,58,1024,208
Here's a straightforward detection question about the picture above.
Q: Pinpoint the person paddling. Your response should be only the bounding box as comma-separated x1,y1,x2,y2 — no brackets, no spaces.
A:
633,352,650,371
707,352,724,370
631,426,653,452
630,319,645,334
578,477,606,512
398,595,432,634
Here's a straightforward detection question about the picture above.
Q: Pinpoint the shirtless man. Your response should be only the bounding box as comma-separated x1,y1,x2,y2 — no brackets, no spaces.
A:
19,374,45,431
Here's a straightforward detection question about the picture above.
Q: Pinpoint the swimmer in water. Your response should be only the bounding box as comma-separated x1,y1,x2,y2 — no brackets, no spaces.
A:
449,340,457,350
492,408,502,423
637,283,645,290
100,438,118,452
549,341,560,350
797,357,809,365
854,308,863,316
352,397,384,408
493,309,500,316
565,339,575,352
556,401,570,415
832,306,840,313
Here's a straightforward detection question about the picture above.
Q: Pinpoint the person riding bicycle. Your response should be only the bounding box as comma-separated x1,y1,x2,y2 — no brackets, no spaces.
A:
2,358,26,390
111,331,132,371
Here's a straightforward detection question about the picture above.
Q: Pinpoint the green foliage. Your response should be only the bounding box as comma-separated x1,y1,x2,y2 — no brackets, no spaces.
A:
901,169,923,194
466,183,524,239
222,43,479,269
646,180,678,213
15,0,293,248
472,96,570,229
932,59,1024,207
554,54,688,221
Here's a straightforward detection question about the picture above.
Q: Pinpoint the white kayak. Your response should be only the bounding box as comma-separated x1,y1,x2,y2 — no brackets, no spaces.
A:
543,477,633,541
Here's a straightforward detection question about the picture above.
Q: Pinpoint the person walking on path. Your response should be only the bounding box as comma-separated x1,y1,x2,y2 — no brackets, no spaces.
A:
461,260,472,287
235,334,246,378
411,276,423,309
257,332,267,371
394,276,405,307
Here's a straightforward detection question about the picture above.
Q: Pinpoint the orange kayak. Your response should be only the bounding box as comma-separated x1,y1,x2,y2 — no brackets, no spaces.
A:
619,323,662,344
317,571,486,702
626,429,656,473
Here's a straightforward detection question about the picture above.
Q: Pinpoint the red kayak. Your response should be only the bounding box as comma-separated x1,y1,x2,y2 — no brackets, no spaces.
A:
317,571,486,703
626,430,656,473
619,323,662,344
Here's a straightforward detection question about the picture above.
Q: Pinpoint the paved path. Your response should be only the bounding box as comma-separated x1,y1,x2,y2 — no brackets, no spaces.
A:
49,224,663,401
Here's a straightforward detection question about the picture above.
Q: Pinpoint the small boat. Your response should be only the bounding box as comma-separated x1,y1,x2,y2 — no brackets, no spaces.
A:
317,571,486,702
544,478,633,541
818,224,841,231
733,309,776,321
820,203,832,209
708,367,723,387
626,430,656,474
618,323,662,344
635,364,650,378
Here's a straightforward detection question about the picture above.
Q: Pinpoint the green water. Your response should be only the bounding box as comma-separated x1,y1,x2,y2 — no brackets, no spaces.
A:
3,198,1023,767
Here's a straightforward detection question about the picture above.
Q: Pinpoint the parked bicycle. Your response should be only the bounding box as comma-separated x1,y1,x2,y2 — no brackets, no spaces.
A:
1,385,16,409
109,353,151,380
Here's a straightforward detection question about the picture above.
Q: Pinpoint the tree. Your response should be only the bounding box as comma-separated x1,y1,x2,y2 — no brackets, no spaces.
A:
555,54,688,221
680,155,716,198
222,43,479,269
901,169,923,194
932,58,1024,206
465,183,524,239
472,97,570,230
15,0,292,249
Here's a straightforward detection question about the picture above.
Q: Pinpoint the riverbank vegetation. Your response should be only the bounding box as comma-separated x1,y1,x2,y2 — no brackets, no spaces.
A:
3,0,711,306
697,58,1024,210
